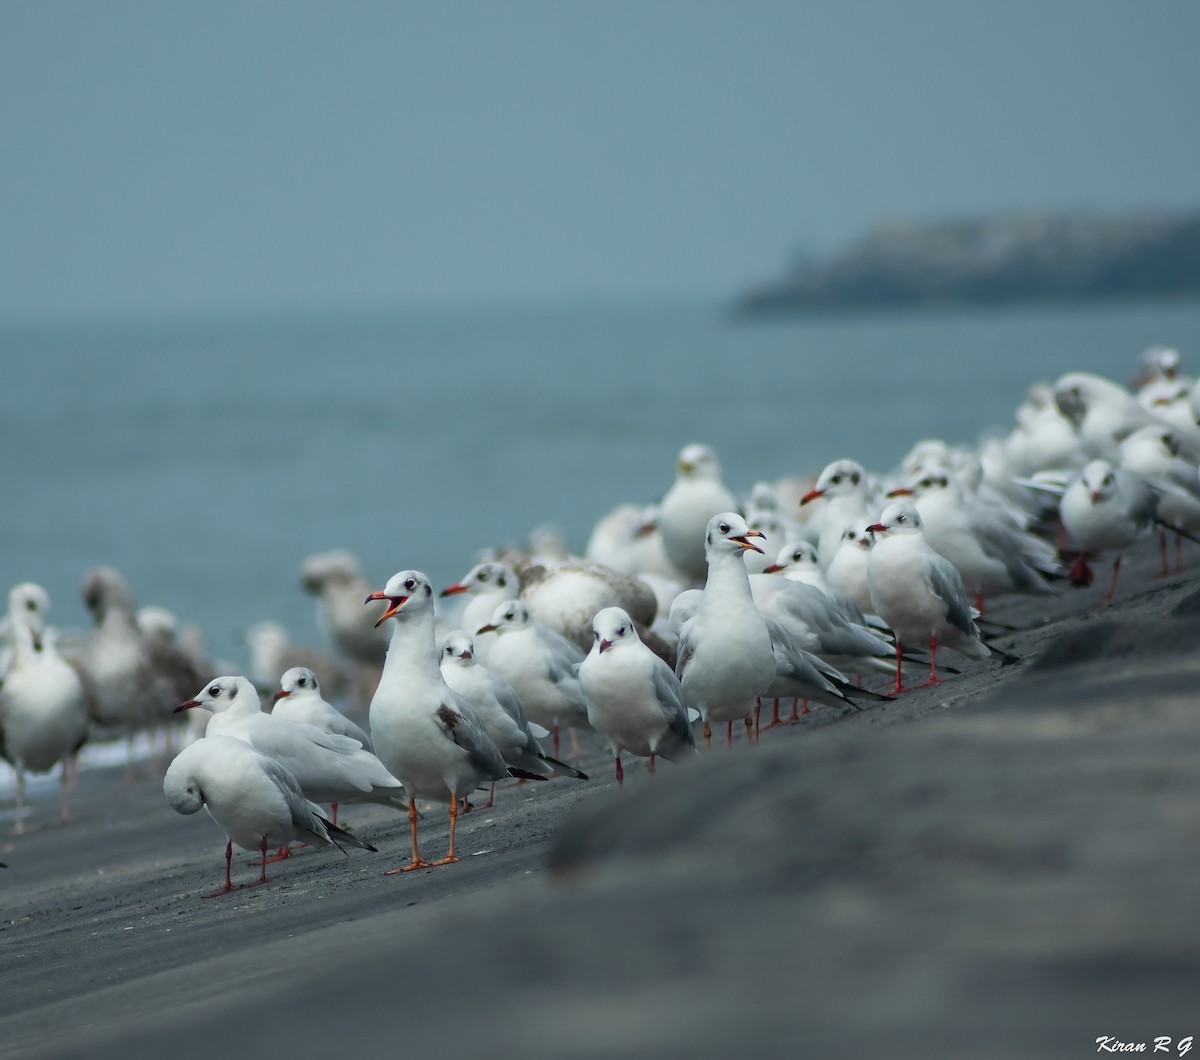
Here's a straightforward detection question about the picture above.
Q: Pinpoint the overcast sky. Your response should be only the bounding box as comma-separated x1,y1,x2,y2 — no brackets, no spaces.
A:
3,1,1198,320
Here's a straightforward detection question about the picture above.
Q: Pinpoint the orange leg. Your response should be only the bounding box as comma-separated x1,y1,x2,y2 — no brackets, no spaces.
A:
385,799,432,874
430,798,459,866
702,721,712,749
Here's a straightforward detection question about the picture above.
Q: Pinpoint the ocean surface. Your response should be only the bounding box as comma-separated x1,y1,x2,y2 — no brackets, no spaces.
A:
4,297,1200,669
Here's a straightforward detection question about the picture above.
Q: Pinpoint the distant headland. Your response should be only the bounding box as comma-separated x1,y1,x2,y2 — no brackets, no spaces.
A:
735,209,1200,315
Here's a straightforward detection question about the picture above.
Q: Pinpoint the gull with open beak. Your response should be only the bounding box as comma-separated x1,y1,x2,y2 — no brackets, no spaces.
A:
673,513,777,747
367,571,541,874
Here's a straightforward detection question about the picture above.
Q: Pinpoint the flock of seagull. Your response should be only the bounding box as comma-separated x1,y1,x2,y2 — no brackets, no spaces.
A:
4,345,1200,895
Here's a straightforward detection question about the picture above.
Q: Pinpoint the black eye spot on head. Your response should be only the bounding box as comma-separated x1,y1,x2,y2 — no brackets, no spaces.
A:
497,575,506,587
425,583,432,597
850,472,860,485
229,684,238,699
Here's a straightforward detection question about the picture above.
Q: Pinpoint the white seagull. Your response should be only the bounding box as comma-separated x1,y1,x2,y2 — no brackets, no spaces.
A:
578,606,695,784
439,629,587,805
0,583,89,834
658,444,740,584
163,735,376,897
475,599,593,759
367,571,537,874
800,460,873,568
866,502,1000,692
673,513,777,747
177,676,407,853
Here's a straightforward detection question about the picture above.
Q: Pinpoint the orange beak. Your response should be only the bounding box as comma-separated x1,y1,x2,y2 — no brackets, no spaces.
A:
731,529,765,554
440,583,469,597
799,488,824,506
366,590,407,626
886,487,913,497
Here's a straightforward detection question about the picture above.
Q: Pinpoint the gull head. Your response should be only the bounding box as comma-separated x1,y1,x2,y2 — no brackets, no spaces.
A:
441,561,517,599
476,599,532,637
704,512,765,559
1079,460,1118,505
676,443,721,480
763,540,819,574
177,675,258,716
439,630,476,668
867,502,924,538
274,666,320,703
9,582,50,651
591,606,638,655
802,459,865,505
366,570,434,626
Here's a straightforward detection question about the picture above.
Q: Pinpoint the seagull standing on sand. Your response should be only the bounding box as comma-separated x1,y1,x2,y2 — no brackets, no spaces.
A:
578,606,695,784
674,513,777,748
0,584,89,834
439,630,586,806
475,599,593,759
1058,460,1163,603
177,676,407,848
367,571,540,874
658,444,740,584
866,502,994,693
163,735,376,898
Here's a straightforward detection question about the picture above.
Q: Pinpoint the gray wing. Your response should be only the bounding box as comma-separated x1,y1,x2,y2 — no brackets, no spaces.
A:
673,621,697,681
1118,468,1161,529
436,695,507,781
651,656,694,753
970,513,1056,590
261,756,330,843
926,553,977,637
540,627,586,683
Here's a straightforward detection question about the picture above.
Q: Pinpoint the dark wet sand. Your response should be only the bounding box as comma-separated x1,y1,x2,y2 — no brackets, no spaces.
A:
4,536,1199,1058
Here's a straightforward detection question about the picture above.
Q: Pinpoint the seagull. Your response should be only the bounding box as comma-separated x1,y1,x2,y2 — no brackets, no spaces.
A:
163,735,376,898
762,540,873,628
367,571,540,874
673,513,776,748
439,561,520,663
177,676,407,854
578,607,695,784
1054,371,1163,462
1119,424,1200,574
439,630,586,805
475,599,593,759
78,566,179,776
1057,460,1169,603
824,522,879,617
866,501,998,693
271,667,373,749
800,460,873,568
519,560,659,653
658,444,740,584
0,584,89,834
889,464,1058,611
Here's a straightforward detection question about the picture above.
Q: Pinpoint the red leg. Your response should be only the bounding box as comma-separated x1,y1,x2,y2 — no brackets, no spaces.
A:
754,698,761,739
203,840,237,899
482,782,495,809
330,803,339,827
553,725,560,759
702,721,712,749
1176,532,1183,574
975,591,984,615
1068,551,1094,587
768,698,782,728
800,698,810,716
648,752,656,776
919,634,942,687
744,714,753,742
891,639,908,695
614,753,624,786
254,837,270,886
1103,554,1122,604
726,720,733,746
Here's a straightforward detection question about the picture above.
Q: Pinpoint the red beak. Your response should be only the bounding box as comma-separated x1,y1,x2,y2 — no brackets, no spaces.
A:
598,638,613,654
272,689,289,703
866,522,888,533
886,487,913,497
476,623,498,635
762,563,784,573
175,699,201,714
1090,490,1101,502
440,583,469,597
799,488,824,506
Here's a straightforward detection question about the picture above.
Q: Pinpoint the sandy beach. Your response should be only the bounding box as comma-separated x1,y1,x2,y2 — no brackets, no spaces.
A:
3,533,1199,1058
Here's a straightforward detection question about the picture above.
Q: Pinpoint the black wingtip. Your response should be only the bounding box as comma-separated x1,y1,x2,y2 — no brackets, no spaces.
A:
507,767,549,782
538,753,589,780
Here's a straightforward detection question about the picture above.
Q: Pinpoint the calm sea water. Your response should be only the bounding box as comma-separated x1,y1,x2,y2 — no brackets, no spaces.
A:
4,297,1200,665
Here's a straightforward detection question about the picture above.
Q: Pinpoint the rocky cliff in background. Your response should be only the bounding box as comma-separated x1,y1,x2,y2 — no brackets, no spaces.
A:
738,210,1200,314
